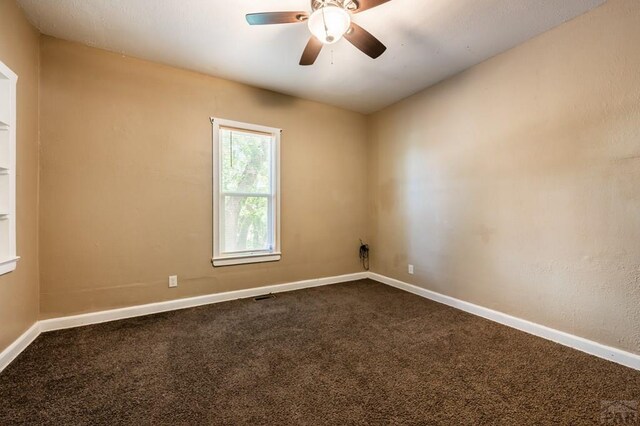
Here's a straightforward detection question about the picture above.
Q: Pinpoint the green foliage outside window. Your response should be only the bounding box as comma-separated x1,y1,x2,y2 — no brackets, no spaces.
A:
221,129,272,252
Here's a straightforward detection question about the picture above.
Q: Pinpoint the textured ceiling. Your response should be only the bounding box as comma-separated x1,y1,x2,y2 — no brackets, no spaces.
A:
18,0,605,113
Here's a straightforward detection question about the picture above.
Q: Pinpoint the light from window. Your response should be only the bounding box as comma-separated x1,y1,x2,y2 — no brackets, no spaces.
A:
212,118,280,266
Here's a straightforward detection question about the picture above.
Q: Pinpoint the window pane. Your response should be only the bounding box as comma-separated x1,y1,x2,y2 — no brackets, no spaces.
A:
220,129,271,194
223,195,269,253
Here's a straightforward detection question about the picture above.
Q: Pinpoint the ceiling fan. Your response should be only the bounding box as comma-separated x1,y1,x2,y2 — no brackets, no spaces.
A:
246,0,392,65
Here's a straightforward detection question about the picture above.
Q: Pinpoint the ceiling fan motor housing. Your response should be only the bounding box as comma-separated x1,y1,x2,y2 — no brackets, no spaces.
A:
311,0,359,12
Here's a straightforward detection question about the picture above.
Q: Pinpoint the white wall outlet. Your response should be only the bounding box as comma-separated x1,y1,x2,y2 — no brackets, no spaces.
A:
169,275,178,288
408,264,414,275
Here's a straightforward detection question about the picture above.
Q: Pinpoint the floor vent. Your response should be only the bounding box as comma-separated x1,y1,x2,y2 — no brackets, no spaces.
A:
253,294,275,301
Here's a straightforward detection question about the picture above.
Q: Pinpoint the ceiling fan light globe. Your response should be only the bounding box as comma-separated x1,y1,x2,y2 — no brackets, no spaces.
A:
308,6,351,45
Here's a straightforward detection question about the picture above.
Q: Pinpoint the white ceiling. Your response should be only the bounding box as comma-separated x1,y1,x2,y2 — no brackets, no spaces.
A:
18,0,605,114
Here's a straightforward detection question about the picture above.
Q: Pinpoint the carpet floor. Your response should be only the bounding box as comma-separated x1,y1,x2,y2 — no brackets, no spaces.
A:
0,279,638,425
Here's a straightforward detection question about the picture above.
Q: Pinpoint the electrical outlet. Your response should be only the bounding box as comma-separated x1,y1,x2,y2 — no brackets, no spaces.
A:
169,275,178,288
408,264,414,275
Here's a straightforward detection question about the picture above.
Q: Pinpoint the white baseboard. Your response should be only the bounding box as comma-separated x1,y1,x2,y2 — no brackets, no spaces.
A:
3,271,638,374
0,323,41,373
368,272,640,371
2,272,366,372
39,272,368,332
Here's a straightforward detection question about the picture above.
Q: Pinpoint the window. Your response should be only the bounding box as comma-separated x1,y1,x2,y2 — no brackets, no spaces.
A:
0,59,18,275
211,118,281,266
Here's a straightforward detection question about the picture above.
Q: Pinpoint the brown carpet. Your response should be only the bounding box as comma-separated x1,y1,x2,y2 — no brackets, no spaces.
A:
0,279,638,425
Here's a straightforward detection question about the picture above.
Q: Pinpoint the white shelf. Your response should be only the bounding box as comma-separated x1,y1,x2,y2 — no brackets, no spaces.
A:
0,128,7,169
0,78,10,126
0,59,17,276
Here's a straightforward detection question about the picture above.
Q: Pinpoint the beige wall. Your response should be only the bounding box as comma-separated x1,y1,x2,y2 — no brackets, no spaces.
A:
369,0,640,354
38,37,369,317
0,1,40,352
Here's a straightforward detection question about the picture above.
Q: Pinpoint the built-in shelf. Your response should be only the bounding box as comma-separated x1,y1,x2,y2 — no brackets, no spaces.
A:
0,59,17,275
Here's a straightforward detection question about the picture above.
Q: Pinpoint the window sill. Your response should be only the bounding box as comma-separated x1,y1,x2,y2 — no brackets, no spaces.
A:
212,252,281,267
0,256,19,276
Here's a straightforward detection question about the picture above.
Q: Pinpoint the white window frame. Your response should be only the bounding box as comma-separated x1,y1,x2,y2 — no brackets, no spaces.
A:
211,117,281,267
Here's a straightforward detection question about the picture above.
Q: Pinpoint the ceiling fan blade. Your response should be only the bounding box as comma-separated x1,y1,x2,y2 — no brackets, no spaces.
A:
344,23,387,59
246,11,308,25
351,0,392,13
300,37,323,66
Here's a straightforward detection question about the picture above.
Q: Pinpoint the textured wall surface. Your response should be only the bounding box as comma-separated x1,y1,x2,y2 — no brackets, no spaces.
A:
0,1,40,353
368,0,640,354
39,37,369,317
